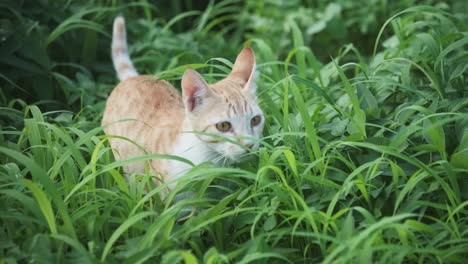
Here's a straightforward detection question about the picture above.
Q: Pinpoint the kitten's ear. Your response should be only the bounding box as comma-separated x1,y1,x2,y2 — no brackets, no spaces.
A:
230,47,257,93
181,69,213,112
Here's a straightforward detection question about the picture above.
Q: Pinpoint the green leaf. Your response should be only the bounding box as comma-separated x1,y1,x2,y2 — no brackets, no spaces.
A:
282,149,298,176
451,150,468,170
422,117,446,158
101,212,156,261
263,215,277,231
21,179,57,234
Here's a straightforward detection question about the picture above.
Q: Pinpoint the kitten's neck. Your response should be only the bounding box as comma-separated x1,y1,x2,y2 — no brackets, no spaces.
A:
171,117,210,165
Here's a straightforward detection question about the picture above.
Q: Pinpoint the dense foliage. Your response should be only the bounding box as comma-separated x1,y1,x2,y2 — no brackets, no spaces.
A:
1,0,467,263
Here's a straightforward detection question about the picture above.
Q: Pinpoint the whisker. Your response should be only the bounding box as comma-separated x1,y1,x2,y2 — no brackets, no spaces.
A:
214,155,225,164
212,153,223,163
239,152,252,158
205,152,219,161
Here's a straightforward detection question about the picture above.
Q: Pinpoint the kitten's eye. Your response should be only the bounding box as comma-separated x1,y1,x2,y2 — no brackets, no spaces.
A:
251,115,262,127
216,121,232,132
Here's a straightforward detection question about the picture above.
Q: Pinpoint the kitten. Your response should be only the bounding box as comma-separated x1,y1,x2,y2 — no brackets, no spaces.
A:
102,16,264,187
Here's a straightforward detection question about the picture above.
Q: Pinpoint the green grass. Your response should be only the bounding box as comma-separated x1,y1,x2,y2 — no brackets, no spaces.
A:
1,0,468,263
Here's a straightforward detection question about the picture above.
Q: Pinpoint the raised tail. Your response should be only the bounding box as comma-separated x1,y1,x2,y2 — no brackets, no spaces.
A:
112,16,138,81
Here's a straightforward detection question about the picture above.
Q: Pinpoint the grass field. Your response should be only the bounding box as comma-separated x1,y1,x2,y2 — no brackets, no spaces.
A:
1,0,468,263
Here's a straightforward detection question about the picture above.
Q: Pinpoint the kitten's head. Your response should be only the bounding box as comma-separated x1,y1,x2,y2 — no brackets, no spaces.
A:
181,47,264,162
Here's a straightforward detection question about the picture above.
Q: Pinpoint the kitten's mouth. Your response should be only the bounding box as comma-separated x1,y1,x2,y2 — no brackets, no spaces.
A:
211,151,245,166
209,143,256,165
225,151,254,163
212,154,234,166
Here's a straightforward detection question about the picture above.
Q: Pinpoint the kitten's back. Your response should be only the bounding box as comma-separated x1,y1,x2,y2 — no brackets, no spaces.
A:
102,75,184,173
102,76,184,128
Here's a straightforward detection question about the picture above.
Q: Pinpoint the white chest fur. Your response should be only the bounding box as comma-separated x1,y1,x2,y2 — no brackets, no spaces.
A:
165,130,210,187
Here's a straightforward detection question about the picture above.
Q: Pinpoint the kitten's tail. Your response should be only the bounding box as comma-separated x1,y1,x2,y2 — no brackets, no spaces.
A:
112,16,138,81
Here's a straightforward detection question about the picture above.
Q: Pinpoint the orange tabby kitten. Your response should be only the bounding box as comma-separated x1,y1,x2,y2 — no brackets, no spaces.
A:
102,17,264,187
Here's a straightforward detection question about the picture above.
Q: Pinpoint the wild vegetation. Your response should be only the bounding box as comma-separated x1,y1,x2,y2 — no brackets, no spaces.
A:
1,0,467,263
